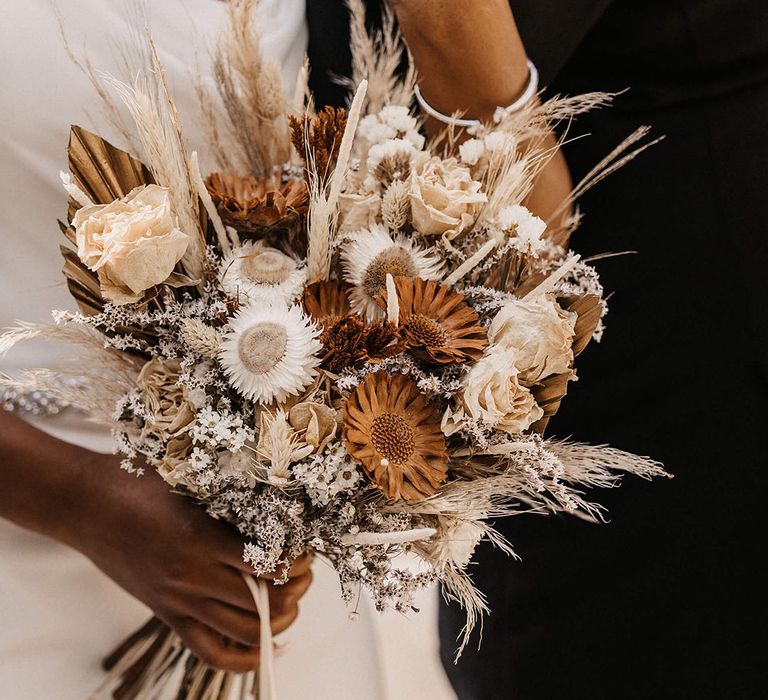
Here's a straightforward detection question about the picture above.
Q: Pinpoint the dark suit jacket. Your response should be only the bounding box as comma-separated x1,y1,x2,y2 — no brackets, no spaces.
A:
306,1,768,697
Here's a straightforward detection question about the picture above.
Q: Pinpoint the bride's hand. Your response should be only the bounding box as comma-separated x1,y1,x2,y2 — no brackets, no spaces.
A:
0,412,312,672
74,459,313,672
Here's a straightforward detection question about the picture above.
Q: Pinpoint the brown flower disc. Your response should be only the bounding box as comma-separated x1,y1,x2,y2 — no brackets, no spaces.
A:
343,371,448,502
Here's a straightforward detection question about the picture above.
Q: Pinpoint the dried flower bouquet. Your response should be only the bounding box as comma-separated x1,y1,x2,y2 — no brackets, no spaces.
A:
0,1,666,698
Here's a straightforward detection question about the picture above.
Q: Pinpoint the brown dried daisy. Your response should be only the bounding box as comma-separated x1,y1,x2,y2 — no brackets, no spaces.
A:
380,277,488,365
302,281,352,327
320,316,405,373
343,372,448,502
205,172,308,232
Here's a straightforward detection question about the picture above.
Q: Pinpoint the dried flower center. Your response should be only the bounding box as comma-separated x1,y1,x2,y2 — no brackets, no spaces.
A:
241,250,295,285
374,153,412,188
362,246,418,299
238,322,287,374
406,314,447,347
370,412,415,464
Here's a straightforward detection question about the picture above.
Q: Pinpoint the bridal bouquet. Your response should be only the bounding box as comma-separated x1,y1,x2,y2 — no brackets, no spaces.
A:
1,2,665,698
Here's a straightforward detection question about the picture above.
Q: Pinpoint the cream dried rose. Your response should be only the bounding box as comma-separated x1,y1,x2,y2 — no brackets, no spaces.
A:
409,156,487,239
137,358,195,439
443,346,543,436
489,295,577,383
73,184,189,305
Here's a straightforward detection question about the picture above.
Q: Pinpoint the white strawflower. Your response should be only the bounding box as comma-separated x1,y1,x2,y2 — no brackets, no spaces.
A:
366,138,420,176
219,304,321,404
459,138,486,166
498,205,547,256
358,106,425,150
219,241,305,304
340,223,444,320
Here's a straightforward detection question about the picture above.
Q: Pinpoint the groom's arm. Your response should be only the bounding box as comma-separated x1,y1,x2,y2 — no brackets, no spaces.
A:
392,0,573,233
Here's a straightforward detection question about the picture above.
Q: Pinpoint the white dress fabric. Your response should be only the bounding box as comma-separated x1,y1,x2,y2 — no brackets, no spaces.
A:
0,2,455,698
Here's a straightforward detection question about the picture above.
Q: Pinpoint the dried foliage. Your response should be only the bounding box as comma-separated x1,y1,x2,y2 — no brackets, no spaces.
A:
290,107,349,183
319,315,405,372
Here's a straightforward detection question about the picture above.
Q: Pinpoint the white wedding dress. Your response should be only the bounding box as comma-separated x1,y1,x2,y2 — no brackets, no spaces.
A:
0,2,455,698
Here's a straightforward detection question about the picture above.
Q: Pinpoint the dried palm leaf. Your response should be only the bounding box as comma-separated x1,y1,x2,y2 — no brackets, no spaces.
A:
67,125,153,208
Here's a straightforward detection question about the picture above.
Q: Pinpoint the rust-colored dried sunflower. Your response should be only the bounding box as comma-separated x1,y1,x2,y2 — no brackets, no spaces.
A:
343,372,448,502
205,172,308,232
380,277,488,365
302,280,351,327
320,316,405,373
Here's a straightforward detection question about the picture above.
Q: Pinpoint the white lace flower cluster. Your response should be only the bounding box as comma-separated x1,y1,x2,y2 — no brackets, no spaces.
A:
292,443,363,507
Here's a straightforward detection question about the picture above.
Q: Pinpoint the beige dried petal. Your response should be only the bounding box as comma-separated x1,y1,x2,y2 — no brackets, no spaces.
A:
409,157,487,239
289,401,338,453
338,192,381,234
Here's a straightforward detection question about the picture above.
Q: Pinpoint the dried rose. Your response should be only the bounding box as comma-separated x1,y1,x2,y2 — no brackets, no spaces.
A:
136,358,195,439
409,157,486,239
489,296,577,383
73,185,189,305
442,346,543,436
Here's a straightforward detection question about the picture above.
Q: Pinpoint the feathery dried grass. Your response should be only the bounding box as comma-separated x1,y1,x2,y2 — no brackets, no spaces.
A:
342,0,416,113
1,322,140,420
305,81,368,282
197,0,292,176
106,31,207,284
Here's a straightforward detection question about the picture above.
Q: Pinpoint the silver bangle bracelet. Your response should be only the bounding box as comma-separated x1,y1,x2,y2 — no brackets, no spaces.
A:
414,59,539,128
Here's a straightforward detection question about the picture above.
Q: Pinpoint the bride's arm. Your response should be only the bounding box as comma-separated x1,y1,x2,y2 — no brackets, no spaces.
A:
392,0,572,230
0,410,311,671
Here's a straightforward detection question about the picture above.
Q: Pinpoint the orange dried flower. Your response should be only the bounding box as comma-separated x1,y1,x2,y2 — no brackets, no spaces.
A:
302,280,352,327
205,172,308,232
380,277,488,365
343,372,448,502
